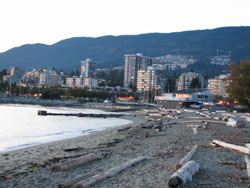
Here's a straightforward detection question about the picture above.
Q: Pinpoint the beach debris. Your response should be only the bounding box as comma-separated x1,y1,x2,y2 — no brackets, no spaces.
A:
212,140,250,155
175,145,198,170
168,160,200,188
226,118,245,128
117,126,131,132
52,153,97,171
64,147,84,152
74,156,147,188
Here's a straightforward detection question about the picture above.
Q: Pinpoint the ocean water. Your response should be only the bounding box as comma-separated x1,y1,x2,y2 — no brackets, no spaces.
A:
0,104,132,153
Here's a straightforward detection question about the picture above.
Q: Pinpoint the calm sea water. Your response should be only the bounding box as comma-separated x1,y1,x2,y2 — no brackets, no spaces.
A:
0,104,132,153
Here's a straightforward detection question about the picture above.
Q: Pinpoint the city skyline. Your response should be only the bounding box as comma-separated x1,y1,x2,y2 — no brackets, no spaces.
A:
0,0,250,53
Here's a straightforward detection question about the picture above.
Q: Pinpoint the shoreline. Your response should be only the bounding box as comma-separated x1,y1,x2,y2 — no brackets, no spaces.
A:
1,107,250,187
0,104,135,154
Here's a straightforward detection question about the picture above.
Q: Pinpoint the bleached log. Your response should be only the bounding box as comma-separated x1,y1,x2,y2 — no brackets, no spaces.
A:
244,156,250,179
149,113,162,117
184,109,194,113
188,116,204,119
245,144,250,179
74,156,147,188
52,153,97,171
168,160,199,188
205,120,226,124
222,113,235,118
212,140,250,155
187,124,201,128
175,145,198,170
226,118,245,128
192,128,198,135
182,120,203,123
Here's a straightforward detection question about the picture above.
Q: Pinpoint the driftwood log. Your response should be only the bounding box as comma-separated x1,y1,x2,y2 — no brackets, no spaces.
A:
192,128,198,135
52,153,97,171
226,118,245,128
203,121,208,128
212,140,250,155
245,144,250,179
187,125,201,128
117,126,131,132
74,156,147,188
58,173,96,188
163,120,177,126
168,160,199,188
175,145,198,170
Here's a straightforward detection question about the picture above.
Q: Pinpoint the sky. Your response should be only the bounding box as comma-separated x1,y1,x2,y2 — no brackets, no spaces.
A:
0,0,249,53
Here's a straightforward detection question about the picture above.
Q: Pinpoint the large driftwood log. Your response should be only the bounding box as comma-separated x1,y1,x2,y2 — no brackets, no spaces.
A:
205,120,226,124
226,118,245,128
163,120,177,126
168,160,199,188
52,153,97,171
182,120,203,124
175,145,198,170
74,156,147,188
212,140,250,155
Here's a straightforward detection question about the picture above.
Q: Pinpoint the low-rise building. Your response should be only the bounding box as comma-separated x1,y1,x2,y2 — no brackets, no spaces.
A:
176,72,205,90
39,69,61,86
155,89,213,108
66,76,98,88
208,74,231,97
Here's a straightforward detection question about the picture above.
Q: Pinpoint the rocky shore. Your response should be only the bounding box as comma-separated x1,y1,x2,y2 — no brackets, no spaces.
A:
0,107,250,188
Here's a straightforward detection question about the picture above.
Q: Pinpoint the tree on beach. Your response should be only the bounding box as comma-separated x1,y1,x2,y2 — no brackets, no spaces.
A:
226,60,250,111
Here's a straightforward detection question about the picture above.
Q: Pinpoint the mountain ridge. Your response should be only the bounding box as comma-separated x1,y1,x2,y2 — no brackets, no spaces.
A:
0,26,250,72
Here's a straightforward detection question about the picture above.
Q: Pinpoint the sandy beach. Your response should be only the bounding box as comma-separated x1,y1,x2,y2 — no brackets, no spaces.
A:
1,106,250,188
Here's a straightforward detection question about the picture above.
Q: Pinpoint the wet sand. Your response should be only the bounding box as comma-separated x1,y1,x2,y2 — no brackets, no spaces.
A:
0,107,250,188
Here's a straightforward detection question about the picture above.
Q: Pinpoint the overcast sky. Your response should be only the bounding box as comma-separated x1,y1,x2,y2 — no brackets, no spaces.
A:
0,0,249,53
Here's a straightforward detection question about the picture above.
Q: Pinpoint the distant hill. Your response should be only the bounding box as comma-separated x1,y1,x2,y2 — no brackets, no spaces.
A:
0,26,250,74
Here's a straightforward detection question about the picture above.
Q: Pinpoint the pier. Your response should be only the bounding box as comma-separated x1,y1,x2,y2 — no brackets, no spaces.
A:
38,110,124,118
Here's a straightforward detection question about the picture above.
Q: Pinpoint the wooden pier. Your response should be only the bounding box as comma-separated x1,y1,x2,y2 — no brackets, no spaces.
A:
38,110,124,118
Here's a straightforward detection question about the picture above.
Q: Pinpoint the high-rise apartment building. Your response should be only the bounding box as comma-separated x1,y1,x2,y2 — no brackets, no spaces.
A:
10,66,25,78
176,72,205,91
81,58,96,78
124,53,152,88
137,66,157,92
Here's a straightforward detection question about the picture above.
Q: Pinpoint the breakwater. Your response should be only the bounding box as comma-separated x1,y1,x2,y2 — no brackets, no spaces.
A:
0,97,82,106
